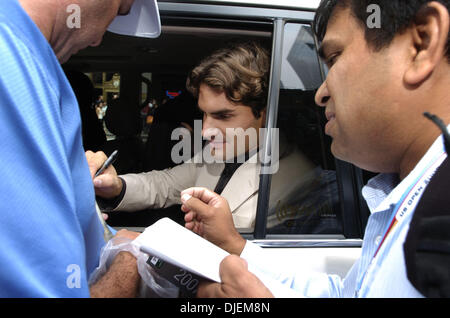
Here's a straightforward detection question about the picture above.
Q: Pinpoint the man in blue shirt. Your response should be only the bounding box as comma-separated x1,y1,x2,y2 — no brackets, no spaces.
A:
0,0,160,297
179,0,450,297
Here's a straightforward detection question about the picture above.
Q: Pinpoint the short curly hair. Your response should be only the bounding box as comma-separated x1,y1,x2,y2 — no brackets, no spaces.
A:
186,42,270,118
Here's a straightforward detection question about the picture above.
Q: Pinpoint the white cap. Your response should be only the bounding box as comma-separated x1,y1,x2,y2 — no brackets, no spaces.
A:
107,0,161,38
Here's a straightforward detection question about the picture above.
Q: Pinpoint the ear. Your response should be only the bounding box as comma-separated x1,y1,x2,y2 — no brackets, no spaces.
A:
259,108,267,127
404,2,450,86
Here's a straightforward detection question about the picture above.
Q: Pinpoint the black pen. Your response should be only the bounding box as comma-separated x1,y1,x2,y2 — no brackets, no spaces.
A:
94,150,118,177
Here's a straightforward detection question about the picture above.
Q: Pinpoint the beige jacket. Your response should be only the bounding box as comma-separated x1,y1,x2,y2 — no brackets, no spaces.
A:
115,140,316,231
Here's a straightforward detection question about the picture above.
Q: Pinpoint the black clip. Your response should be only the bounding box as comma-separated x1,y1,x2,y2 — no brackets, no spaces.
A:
424,112,450,154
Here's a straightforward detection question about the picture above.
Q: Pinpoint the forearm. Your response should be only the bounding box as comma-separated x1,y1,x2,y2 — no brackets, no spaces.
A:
89,251,140,298
117,165,196,211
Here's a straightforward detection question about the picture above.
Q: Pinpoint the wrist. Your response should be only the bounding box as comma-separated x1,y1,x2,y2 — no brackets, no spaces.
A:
97,177,126,211
225,235,246,255
112,176,124,198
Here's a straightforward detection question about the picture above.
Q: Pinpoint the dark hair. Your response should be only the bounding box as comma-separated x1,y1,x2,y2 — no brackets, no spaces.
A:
186,42,270,118
313,0,450,62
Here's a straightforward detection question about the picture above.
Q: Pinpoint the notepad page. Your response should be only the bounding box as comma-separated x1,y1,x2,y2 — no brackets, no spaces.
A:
133,217,229,282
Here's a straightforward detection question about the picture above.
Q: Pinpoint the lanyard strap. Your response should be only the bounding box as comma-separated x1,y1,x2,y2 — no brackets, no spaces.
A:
356,151,447,296
374,152,447,257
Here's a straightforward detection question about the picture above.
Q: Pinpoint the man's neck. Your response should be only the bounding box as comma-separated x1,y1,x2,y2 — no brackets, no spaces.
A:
399,116,449,180
18,0,56,42
398,67,450,181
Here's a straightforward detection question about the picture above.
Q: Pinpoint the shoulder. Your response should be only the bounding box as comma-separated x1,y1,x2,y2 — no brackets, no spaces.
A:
404,156,450,297
0,3,60,90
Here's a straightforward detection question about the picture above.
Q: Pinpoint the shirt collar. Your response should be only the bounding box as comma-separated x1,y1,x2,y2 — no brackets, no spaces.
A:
362,128,449,214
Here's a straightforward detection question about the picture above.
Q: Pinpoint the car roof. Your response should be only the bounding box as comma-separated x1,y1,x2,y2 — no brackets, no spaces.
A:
158,0,320,10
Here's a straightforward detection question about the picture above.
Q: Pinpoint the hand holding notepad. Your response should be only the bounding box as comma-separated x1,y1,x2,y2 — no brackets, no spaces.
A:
133,217,229,283
132,217,302,298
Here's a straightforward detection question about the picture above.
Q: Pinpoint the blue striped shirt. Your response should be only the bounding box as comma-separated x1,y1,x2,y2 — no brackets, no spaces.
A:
242,133,449,297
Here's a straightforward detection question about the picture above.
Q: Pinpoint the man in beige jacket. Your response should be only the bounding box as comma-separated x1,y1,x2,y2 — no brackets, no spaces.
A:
87,42,319,230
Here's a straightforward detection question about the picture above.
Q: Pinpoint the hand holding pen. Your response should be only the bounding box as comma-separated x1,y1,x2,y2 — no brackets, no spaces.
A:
95,150,118,177
85,150,124,199
86,150,118,240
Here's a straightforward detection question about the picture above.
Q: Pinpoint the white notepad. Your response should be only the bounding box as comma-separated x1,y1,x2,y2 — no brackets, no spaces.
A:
133,217,302,297
133,217,229,283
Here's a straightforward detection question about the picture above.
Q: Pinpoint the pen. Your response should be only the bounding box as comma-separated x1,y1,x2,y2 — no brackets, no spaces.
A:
94,150,118,177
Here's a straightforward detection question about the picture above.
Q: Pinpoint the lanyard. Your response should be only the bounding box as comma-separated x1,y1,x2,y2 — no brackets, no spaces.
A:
374,152,447,257
355,151,447,297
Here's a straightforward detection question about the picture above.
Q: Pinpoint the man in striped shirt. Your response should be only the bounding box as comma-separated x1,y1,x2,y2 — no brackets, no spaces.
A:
180,0,450,298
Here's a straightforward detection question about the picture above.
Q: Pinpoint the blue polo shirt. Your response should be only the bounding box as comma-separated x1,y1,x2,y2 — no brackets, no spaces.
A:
0,0,105,297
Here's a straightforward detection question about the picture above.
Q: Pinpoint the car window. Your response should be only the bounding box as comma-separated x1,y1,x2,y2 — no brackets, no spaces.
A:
264,23,344,236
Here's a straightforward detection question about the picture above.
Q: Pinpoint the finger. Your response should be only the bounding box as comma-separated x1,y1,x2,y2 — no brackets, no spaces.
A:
193,222,203,235
181,194,192,207
184,218,200,234
180,195,212,220
181,187,220,206
184,211,195,222
85,150,94,159
180,204,190,213
86,151,107,178
86,151,108,178
185,221,194,230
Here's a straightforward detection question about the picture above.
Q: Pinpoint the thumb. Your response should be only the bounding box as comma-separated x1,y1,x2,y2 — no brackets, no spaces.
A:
93,174,109,188
93,174,122,198
93,173,117,188
181,187,223,207
221,255,248,272
181,193,212,219
219,255,249,282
